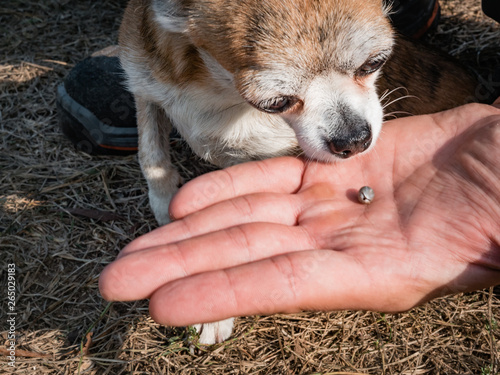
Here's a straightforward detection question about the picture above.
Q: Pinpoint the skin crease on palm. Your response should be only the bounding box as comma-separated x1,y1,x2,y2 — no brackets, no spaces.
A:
99,99,500,327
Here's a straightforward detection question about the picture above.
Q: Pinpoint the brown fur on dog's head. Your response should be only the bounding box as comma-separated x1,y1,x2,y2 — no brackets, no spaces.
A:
185,0,394,99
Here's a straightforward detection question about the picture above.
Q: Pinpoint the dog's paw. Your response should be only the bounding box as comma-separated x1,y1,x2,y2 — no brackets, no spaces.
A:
193,318,235,344
149,188,177,226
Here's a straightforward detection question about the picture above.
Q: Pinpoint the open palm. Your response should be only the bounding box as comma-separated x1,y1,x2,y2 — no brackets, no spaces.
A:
99,102,500,326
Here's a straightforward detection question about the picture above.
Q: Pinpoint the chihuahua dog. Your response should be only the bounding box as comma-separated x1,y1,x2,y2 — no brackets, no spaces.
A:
119,0,476,344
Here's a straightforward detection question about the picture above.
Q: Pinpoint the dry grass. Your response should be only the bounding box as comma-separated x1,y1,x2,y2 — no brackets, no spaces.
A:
1,0,499,374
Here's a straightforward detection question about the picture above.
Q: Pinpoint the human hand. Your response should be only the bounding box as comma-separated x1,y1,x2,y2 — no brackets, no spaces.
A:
99,101,500,326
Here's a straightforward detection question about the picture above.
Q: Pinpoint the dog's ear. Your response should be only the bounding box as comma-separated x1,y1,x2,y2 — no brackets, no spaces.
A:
152,0,190,33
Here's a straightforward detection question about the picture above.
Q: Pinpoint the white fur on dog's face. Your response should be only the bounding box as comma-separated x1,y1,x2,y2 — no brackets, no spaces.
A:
291,72,384,162
239,61,389,162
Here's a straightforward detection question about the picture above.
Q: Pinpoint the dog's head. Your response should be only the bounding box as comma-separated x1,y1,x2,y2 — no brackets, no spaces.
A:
155,0,394,161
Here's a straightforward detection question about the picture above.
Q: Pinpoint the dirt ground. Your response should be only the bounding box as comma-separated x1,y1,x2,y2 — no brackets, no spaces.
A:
1,0,499,374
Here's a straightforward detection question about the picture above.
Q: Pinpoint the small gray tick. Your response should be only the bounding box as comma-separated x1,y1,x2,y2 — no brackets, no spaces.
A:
358,186,374,205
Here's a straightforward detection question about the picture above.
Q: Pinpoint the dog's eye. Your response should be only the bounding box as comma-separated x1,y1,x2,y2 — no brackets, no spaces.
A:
356,57,386,77
257,97,296,113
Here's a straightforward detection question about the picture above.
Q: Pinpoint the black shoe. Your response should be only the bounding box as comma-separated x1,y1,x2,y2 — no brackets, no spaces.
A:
57,55,138,156
483,0,500,23
386,0,441,38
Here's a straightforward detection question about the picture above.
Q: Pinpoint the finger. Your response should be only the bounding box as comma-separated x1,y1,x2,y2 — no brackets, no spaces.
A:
169,156,305,219
494,96,500,107
147,250,411,326
99,223,315,302
120,192,302,256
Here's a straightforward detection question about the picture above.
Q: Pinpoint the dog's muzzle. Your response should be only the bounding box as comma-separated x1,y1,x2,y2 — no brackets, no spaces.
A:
324,107,373,159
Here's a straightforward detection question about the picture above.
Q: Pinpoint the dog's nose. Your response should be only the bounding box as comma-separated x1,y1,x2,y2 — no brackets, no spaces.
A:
327,129,372,159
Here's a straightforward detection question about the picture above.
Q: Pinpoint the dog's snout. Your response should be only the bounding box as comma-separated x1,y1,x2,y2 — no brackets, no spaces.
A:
327,128,372,159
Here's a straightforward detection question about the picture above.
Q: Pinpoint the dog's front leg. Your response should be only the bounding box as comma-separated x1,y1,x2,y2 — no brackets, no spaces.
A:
136,98,182,225
136,98,235,344
193,318,235,345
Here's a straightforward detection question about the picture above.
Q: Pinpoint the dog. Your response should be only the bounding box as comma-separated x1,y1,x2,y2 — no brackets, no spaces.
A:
118,0,477,344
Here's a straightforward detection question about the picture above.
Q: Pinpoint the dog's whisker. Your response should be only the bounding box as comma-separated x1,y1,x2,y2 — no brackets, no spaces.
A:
382,94,418,111
383,110,414,119
379,86,409,102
